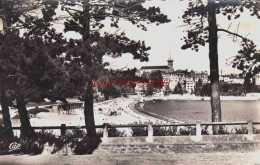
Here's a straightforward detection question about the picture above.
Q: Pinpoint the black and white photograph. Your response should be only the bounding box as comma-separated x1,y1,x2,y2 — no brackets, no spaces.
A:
0,0,260,164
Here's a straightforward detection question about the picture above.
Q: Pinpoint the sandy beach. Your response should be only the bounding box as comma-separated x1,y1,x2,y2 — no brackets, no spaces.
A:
3,93,259,129
8,97,172,130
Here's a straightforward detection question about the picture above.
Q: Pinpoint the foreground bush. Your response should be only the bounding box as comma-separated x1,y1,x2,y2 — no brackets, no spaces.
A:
201,126,210,135
131,126,148,137
73,136,101,155
153,126,177,136
0,137,44,155
96,127,126,137
235,126,248,134
235,126,260,134
179,126,196,136
108,127,126,137
0,125,4,138
0,129,101,155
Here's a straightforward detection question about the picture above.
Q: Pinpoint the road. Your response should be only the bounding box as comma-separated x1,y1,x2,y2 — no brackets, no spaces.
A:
1,151,260,165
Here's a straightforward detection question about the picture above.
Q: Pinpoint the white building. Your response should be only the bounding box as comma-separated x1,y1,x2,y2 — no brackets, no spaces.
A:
136,57,209,94
255,73,260,86
220,75,244,84
137,57,175,90
185,80,195,93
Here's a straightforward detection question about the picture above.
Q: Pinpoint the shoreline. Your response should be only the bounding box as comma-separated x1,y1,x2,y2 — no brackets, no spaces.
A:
145,94,260,101
93,97,182,125
133,101,182,124
130,95,260,125
5,94,260,127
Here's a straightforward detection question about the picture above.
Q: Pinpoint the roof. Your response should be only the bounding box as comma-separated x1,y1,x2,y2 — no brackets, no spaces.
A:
66,98,80,103
140,66,169,70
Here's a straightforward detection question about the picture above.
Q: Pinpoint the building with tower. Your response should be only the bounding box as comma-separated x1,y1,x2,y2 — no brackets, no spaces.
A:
167,56,174,73
136,54,209,93
137,56,174,77
136,55,178,91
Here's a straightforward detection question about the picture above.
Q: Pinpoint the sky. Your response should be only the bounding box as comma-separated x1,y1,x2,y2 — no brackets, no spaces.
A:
102,0,260,74
1,0,259,74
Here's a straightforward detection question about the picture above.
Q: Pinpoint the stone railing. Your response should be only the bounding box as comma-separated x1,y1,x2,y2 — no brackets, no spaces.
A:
11,121,260,142
102,121,260,142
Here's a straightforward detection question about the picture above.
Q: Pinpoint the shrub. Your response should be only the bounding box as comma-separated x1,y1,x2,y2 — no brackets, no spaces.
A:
50,137,68,154
201,126,209,135
217,126,230,135
131,126,148,137
36,129,57,145
0,129,102,155
253,127,260,134
153,126,177,136
0,137,44,155
66,128,87,138
234,126,260,134
0,138,16,154
96,130,103,138
73,136,102,155
108,127,125,137
235,126,248,134
179,126,196,135
20,138,45,155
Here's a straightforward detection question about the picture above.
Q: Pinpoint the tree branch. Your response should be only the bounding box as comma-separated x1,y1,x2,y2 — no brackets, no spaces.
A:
217,28,250,48
217,28,248,41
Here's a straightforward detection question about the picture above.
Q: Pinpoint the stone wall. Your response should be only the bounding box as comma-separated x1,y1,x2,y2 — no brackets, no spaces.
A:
94,135,260,155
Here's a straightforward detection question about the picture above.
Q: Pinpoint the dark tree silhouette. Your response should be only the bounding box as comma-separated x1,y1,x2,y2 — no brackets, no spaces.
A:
181,0,260,134
195,79,203,96
0,0,61,137
60,0,170,137
150,70,163,90
174,82,183,95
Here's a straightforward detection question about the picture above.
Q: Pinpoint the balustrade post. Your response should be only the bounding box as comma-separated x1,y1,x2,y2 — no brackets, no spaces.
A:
103,124,109,139
146,124,153,142
191,121,201,142
196,121,201,137
247,120,253,140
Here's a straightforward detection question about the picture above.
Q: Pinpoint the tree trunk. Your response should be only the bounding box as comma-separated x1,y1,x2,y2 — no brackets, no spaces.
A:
1,0,9,30
82,0,90,41
82,0,96,137
0,78,13,138
0,0,13,138
15,87,35,138
208,0,222,134
84,80,96,137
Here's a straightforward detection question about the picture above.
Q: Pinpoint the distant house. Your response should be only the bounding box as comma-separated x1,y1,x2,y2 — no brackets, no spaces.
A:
137,57,176,91
185,80,195,94
193,71,209,84
220,74,244,84
66,98,81,103
255,73,260,86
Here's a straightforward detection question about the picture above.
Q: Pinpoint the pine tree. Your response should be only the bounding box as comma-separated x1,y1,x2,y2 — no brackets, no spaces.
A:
61,0,170,137
0,0,60,137
181,0,260,134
